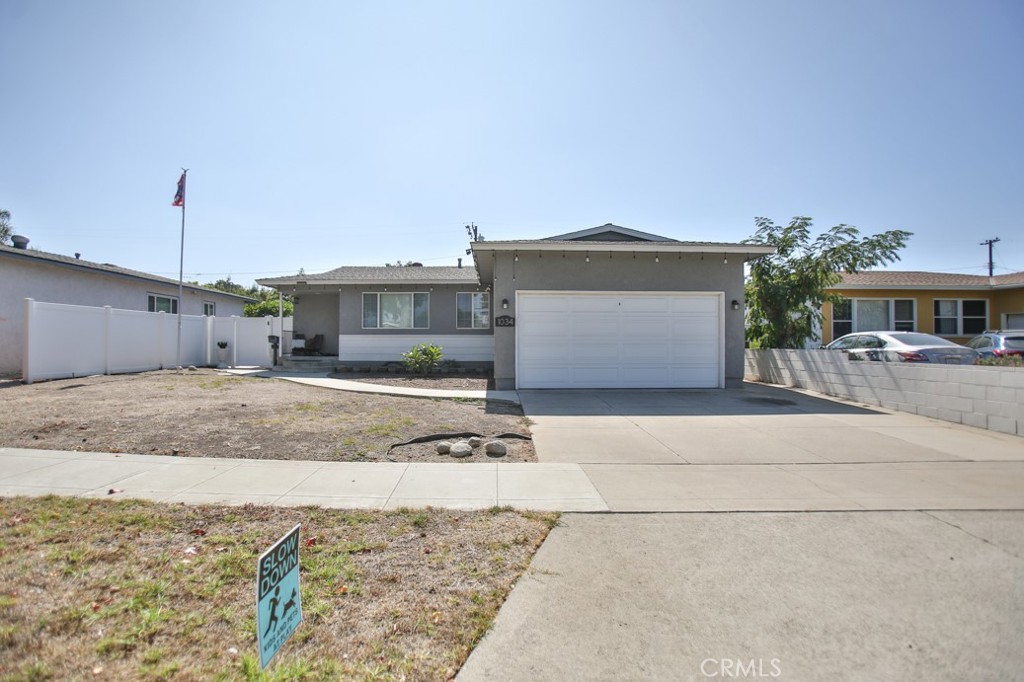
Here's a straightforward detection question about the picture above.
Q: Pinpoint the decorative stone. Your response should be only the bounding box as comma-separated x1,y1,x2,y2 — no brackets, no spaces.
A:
468,437,484,449
484,441,507,457
449,442,473,458
436,441,452,454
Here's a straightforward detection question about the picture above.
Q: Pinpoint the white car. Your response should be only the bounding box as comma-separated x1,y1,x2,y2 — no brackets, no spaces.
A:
825,332,980,364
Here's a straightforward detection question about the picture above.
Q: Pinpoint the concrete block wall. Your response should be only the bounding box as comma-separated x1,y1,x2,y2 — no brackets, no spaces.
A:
745,349,1024,437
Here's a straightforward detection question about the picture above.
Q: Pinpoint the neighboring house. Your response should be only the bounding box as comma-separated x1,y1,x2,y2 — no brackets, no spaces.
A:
821,271,1024,346
259,224,774,390
0,240,253,375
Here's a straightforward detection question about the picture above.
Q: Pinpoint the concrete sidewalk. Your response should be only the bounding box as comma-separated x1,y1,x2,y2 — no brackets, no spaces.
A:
3,447,1023,512
0,447,605,511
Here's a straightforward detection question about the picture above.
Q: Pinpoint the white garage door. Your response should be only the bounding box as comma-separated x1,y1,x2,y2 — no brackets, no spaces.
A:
516,292,723,389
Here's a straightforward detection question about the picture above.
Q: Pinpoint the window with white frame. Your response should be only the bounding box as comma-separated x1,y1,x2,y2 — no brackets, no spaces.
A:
456,292,490,329
362,292,429,329
934,299,987,336
148,294,178,314
832,298,915,339
203,302,216,316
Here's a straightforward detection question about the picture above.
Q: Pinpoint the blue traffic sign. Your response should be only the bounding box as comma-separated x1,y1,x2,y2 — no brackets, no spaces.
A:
257,524,303,668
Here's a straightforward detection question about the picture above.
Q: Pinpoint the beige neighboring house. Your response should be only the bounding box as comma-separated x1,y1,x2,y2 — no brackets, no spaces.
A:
0,239,252,376
822,270,1024,346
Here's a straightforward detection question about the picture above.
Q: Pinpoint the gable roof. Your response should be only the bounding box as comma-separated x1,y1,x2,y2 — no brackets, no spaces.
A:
833,270,1024,290
258,266,477,288
0,244,255,301
543,223,676,242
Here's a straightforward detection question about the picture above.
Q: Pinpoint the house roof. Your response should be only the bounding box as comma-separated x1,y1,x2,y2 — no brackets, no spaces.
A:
0,244,256,301
543,223,676,242
834,270,1024,290
258,266,478,288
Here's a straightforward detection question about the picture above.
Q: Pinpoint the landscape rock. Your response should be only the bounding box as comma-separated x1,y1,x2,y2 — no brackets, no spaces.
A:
436,441,452,454
484,441,507,457
449,441,473,458
468,437,484,448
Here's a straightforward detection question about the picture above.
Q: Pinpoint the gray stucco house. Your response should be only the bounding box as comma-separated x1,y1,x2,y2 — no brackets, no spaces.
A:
259,224,773,390
0,240,252,375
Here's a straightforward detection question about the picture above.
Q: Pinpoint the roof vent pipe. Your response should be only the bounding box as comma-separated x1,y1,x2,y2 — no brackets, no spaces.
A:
11,235,29,250
458,258,462,269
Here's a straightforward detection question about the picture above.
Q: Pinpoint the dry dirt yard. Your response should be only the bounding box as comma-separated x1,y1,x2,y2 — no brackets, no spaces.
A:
0,370,535,463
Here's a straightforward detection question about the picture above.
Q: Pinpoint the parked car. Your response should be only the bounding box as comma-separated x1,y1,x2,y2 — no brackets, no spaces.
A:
965,330,1024,359
825,331,980,364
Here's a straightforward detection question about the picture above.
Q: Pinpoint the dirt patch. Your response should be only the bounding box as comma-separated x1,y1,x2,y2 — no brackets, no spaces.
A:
0,495,557,681
0,370,534,463
338,373,494,391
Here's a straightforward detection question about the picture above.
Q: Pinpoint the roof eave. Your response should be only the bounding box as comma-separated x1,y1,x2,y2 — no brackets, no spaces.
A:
470,242,775,255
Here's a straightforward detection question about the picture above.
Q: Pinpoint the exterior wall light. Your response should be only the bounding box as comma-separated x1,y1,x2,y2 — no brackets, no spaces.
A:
731,300,740,310
502,298,509,309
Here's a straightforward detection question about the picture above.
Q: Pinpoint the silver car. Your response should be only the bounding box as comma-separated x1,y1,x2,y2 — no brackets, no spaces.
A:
825,331,980,364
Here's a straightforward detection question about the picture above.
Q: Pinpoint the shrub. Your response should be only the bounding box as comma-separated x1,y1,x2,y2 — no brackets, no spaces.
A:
975,355,1024,368
402,343,443,374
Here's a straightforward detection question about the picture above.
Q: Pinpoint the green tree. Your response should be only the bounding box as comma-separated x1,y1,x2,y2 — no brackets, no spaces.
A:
0,209,13,245
201,277,293,317
743,216,912,349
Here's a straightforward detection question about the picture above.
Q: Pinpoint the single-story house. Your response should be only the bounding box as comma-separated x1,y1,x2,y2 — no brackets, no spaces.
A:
258,224,774,390
0,238,253,375
821,271,1024,346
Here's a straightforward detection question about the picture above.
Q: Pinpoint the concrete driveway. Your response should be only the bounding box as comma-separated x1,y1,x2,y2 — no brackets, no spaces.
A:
459,385,1024,682
519,383,1024,512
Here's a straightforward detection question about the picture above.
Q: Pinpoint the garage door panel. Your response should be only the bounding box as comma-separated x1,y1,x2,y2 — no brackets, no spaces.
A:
517,293,721,389
670,296,719,314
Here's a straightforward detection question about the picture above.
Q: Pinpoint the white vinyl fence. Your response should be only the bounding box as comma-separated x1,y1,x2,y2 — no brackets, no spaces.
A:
22,298,291,384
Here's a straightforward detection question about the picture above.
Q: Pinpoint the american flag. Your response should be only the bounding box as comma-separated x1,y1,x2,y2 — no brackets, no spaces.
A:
172,172,186,207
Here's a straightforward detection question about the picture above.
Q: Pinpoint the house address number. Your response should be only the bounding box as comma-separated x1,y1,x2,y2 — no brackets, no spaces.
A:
495,315,515,327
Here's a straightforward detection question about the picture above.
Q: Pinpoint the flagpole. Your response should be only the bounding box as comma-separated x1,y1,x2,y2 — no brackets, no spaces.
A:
176,168,188,371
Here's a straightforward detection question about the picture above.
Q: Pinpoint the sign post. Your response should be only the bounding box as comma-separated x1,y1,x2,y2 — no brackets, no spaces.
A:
257,524,303,669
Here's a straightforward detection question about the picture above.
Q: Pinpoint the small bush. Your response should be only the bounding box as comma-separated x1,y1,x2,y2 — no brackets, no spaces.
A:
975,355,1024,368
402,343,443,374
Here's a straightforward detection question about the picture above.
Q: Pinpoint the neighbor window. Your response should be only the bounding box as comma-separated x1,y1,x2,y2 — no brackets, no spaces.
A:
934,299,987,336
203,302,216,316
456,292,490,329
831,298,915,339
147,294,178,314
362,292,429,329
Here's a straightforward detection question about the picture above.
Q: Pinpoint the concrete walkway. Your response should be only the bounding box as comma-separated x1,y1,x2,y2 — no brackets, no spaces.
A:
226,368,521,404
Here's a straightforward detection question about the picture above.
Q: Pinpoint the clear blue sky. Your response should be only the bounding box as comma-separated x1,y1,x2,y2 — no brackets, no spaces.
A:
2,0,1022,287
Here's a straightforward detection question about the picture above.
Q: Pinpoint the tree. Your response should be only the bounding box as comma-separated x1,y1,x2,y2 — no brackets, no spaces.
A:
743,216,912,349
0,209,12,245
201,277,293,317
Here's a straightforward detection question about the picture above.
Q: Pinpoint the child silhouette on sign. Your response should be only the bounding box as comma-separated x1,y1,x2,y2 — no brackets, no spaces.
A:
264,585,281,637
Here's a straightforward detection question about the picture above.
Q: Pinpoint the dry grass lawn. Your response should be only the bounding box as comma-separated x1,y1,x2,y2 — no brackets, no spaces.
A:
0,496,557,681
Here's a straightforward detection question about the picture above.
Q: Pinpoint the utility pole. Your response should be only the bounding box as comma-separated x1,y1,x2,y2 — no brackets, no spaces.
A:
980,237,1000,277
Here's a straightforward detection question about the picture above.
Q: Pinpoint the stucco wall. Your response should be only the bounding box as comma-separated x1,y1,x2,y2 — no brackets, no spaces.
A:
994,289,1024,327
0,256,246,375
488,252,747,389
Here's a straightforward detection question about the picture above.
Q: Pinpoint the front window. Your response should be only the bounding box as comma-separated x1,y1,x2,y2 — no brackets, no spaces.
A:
362,292,429,329
831,298,915,339
456,292,490,329
148,294,178,314
934,299,987,336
